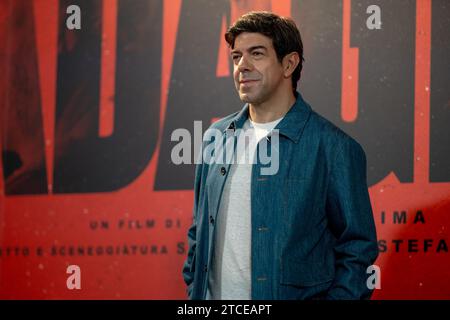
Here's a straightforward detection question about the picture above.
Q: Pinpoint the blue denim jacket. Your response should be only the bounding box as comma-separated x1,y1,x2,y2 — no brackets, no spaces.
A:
182,92,378,300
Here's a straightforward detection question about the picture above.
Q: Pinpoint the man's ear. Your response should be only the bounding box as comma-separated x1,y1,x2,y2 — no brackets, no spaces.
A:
282,52,300,78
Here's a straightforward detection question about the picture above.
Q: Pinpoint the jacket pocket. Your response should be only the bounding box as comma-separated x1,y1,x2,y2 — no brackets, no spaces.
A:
279,259,334,300
280,259,334,287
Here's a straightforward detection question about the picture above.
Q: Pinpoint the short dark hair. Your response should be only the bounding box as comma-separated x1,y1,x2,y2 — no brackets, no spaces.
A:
225,11,305,92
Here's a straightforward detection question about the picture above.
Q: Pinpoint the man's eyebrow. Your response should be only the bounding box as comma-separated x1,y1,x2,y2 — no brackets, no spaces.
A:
230,45,268,55
247,45,267,52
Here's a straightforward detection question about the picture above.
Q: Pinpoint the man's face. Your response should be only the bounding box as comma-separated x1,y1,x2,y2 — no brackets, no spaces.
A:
231,32,285,105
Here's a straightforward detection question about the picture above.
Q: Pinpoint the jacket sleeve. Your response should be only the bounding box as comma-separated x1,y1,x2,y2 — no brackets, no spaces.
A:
182,161,203,299
325,137,379,299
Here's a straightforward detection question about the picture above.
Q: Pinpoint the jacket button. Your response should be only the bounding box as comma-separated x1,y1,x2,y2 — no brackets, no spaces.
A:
204,265,208,272
220,167,226,175
257,276,267,282
209,215,214,225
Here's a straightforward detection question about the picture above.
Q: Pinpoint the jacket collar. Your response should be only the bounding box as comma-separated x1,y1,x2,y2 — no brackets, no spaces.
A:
223,91,312,143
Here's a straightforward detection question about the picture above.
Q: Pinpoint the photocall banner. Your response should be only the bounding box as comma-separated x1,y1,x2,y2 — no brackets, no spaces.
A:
0,0,449,299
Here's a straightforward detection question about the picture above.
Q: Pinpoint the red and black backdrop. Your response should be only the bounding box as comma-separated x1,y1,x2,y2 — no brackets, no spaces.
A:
0,0,449,299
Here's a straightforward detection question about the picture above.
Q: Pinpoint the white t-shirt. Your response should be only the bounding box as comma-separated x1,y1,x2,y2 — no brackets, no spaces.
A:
206,116,283,300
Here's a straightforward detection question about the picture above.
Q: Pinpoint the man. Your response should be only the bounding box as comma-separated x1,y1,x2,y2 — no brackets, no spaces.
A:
182,11,378,300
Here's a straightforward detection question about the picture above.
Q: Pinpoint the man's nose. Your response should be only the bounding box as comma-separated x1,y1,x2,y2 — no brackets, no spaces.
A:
237,55,252,72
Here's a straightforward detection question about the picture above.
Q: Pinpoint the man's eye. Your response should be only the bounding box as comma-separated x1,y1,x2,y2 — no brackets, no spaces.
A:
252,51,263,56
232,55,241,61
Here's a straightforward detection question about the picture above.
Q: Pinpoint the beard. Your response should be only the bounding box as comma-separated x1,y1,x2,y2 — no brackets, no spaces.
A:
237,82,271,106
